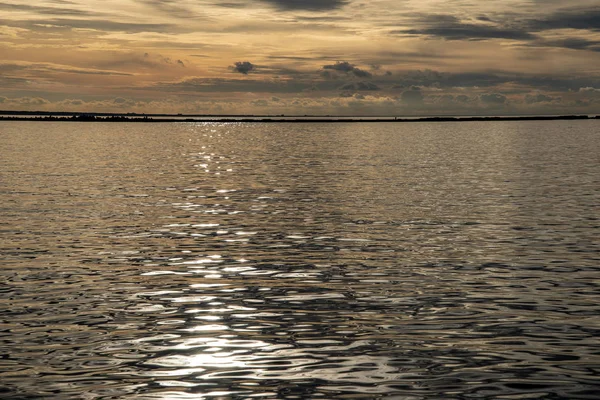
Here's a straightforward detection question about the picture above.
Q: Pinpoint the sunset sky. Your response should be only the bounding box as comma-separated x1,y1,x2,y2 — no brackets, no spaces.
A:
1,0,599,115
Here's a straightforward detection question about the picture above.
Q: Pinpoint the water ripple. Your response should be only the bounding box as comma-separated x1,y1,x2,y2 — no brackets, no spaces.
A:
1,121,599,398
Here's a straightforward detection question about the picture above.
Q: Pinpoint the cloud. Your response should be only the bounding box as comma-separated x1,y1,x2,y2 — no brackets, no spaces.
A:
400,86,424,104
394,14,536,41
431,94,472,105
156,76,309,93
525,93,560,104
532,37,600,52
137,0,199,19
0,3,94,17
338,82,380,91
394,8,600,50
213,2,247,9
258,0,348,11
480,93,507,105
17,18,178,33
2,1,599,117
578,87,600,101
0,76,29,87
352,68,372,78
579,87,600,93
0,90,596,116
95,53,187,72
324,61,355,73
529,8,600,31
59,99,84,106
574,99,593,107
323,61,372,78
383,69,600,93
9,62,134,76
231,61,255,74
386,69,504,89
251,99,269,107
3,97,51,107
555,38,600,51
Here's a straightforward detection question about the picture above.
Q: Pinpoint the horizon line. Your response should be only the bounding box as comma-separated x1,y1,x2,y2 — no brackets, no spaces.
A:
1,110,599,118
1,114,598,123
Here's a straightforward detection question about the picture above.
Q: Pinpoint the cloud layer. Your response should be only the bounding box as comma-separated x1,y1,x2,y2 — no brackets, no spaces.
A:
0,0,598,115
259,0,348,11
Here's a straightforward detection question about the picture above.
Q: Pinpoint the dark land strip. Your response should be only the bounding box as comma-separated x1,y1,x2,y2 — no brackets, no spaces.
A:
0,113,598,123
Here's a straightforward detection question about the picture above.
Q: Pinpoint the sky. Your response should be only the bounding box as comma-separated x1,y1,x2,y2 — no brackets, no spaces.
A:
1,0,599,115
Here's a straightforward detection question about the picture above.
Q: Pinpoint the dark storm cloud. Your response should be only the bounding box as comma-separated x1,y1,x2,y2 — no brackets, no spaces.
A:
232,61,255,74
258,0,349,11
394,14,536,41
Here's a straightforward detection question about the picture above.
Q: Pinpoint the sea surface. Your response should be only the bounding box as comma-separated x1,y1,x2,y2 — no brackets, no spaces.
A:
1,120,599,399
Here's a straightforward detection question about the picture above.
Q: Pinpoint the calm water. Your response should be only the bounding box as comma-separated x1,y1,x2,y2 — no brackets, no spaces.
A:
1,121,599,399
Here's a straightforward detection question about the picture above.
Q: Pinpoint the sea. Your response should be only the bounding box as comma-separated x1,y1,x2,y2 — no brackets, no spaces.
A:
1,120,599,399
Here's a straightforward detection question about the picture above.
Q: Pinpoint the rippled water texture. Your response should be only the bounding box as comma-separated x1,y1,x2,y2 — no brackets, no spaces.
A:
1,121,600,399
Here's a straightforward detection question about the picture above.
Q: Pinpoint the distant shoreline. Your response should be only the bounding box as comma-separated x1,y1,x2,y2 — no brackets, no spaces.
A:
0,114,598,123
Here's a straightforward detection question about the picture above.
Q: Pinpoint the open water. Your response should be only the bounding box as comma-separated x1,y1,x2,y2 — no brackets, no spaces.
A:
1,120,599,399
